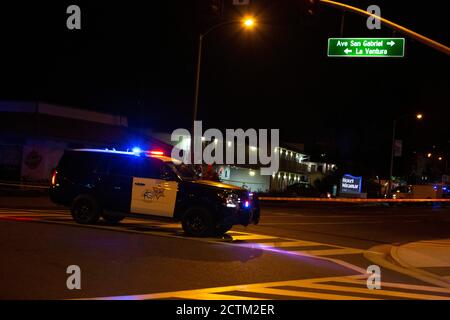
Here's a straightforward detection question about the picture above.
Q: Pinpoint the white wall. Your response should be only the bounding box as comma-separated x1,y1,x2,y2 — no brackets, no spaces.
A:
21,140,66,182
218,165,270,192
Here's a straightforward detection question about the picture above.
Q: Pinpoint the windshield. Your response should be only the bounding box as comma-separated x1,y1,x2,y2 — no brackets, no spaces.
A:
168,163,199,181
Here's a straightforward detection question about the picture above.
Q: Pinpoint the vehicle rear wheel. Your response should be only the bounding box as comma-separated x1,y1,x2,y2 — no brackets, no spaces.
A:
102,213,125,224
182,207,214,237
71,195,101,224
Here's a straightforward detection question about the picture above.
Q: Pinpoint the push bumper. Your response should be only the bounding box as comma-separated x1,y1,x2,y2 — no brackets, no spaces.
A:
220,205,260,227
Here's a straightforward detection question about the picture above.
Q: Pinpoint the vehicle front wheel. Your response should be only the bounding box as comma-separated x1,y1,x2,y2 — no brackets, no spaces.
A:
71,195,101,224
181,207,214,237
214,223,232,236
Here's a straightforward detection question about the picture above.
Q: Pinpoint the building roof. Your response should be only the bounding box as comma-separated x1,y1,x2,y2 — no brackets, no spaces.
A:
0,101,128,127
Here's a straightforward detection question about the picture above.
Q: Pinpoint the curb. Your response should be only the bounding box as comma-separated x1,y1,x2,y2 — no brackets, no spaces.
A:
390,245,450,288
364,244,450,289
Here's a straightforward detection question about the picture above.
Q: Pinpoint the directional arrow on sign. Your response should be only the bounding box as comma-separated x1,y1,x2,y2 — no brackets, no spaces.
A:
328,38,405,57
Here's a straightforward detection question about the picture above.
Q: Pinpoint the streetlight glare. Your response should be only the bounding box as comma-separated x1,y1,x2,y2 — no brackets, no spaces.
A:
242,17,256,28
416,113,423,120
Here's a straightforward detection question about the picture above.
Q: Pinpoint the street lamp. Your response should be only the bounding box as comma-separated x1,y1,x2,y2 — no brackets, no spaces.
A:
388,113,423,193
243,17,256,28
191,16,257,158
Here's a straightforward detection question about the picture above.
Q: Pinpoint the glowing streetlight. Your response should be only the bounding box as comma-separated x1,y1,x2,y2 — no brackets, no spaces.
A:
439,156,443,161
242,17,255,28
427,153,432,158
192,15,258,158
416,113,423,120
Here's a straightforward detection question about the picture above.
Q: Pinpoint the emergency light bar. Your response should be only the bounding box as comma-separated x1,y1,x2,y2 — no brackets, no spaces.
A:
149,150,164,156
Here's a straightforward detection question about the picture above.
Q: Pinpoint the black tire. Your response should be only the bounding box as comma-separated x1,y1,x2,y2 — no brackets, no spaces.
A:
71,195,101,224
102,213,125,224
214,224,233,236
181,206,214,237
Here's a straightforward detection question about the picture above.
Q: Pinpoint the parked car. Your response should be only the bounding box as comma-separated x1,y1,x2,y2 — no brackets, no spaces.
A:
389,184,444,199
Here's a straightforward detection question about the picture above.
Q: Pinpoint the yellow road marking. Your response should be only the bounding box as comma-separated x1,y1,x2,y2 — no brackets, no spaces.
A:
172,293,265,300
343,277,450,294
238,287,377,300
230,234,278,241
84,276,356,300
85,275,450,300
286,281,450,300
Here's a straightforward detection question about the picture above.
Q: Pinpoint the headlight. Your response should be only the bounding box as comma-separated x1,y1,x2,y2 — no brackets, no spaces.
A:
219,191,247,208
219,191,252,209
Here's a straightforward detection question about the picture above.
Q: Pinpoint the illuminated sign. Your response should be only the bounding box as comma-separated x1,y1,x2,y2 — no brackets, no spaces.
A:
341,174,362,194
328,38,405,57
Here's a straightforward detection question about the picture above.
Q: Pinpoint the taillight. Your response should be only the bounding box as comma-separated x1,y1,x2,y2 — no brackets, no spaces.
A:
51,170,57,186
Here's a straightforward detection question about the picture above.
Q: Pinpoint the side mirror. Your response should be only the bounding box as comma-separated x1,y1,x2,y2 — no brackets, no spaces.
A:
161,166,177,181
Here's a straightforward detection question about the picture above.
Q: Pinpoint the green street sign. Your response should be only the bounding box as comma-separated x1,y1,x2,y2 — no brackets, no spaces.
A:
328,38,405,57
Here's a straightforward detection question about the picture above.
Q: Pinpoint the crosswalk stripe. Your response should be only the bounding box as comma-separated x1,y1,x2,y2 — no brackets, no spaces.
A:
342,277,450,294
239,287,377,300
284,281,450,300
86,275,450,300
172,293,265,300
230,234,278,241
226,231,261,236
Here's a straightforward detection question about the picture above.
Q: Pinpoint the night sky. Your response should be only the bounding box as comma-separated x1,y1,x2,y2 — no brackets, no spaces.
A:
0,0,448,176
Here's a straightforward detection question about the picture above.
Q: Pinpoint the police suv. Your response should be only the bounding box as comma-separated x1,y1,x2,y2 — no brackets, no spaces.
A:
50,149,259,236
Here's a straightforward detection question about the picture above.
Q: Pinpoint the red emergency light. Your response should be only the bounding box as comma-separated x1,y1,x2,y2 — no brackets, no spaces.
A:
149,150,164,156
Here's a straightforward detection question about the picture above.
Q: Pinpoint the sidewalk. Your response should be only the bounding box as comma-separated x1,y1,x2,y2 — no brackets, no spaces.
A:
391,239,450,283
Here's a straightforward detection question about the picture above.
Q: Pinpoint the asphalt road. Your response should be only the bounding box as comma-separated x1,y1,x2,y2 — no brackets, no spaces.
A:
1,197,449,300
